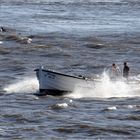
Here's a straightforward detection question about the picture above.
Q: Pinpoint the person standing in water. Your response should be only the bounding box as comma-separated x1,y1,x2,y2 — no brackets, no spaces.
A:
110,63,121,79
123,62,130,78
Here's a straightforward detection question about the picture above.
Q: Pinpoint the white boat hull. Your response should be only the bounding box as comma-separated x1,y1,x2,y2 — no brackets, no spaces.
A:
35,67,92,96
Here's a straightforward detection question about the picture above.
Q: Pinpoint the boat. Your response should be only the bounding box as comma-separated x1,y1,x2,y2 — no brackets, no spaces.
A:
35,66,94,96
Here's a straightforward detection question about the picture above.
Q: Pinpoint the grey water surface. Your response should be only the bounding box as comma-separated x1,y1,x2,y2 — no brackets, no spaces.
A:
0,0,140,139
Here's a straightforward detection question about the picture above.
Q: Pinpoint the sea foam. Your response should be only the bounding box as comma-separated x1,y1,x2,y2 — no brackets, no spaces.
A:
68,72,140,99
3,72,140,98
3,77,39,94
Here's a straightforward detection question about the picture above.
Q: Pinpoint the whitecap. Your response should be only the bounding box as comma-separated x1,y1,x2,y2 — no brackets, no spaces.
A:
50,102,68,110
107,106,117,110
127,105,135,109
67,72,140,99
56,103,68,108
3,77,39,94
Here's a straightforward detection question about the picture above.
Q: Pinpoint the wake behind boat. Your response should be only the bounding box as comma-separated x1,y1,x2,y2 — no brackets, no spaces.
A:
35,66,94,96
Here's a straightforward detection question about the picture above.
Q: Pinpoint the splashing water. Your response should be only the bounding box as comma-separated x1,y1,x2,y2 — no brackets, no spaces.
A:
68,72,140,99
3,72,140,98
3,77,39,94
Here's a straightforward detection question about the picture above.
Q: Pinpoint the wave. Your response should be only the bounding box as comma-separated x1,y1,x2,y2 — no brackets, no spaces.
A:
3,72,140,99
67,72,140,99
0,0,129,5
3,77,39,94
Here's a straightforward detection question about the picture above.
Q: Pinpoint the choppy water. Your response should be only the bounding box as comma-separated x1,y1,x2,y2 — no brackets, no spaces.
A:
0,0,140,139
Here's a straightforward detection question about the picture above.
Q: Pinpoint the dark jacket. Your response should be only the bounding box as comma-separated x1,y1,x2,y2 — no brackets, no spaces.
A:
123,65,129,78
